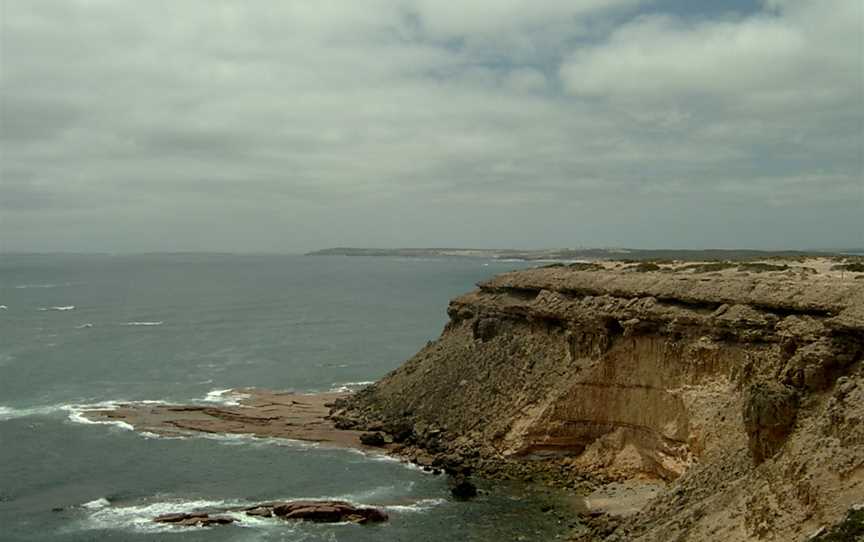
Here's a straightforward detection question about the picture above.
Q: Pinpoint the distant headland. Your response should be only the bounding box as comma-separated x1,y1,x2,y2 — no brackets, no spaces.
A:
306,247,853,261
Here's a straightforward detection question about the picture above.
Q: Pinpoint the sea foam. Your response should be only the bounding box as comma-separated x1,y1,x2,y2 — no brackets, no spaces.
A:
77,493,435,533
0,399,170,426
0,404,65,421
80,497,262,533
14,282,72,289
122,321,163,326
385,498,447,513
202,388,250,406
63,400,167,431
328,381,375,393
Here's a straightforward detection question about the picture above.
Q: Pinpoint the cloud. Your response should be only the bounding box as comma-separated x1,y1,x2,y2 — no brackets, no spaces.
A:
560,0,861,109
0,0,861,252
409,0,641,37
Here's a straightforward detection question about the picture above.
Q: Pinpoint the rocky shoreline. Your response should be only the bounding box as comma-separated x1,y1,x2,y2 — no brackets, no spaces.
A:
332,257,864,541
83,390,366,447
83,257,864,540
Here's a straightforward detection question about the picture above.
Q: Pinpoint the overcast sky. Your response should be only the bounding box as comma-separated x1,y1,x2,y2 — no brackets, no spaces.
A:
1,0,862,252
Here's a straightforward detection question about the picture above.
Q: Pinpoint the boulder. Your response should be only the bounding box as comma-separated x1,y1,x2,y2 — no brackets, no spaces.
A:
449,476,478,499
261,500,388,524
359,432,387,446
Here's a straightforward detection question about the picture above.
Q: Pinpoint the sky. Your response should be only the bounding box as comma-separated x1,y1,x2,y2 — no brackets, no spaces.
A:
1,0,862,253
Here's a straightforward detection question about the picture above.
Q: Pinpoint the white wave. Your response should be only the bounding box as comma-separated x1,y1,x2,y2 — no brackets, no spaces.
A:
75,323,94,329
385,498,446,513
64,400,168,430
331,484,416,503
0,399,172,433
82,497,111,510
0,404,66,421
123,321,163,326
77,493,438,533
139,431,179,440
65,407,135,431
0,305,7,310
341,447,432,473
14,283,71,289
202,388,250,406
328,381,375,393
81,497,261,533
195,432,321,450
39,305,76,311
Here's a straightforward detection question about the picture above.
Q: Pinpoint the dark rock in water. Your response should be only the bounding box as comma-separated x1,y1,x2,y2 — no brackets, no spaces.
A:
252,500,388,524
155,512,207,523
449,476,478,499
153,512,235,527
359,431,387,446
243,506,273,518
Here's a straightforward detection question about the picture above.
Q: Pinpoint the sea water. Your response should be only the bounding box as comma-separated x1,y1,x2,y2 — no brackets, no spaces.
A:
0,254,570,541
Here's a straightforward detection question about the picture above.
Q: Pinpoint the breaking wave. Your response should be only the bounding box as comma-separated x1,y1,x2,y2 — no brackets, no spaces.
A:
202,388,250,406
14,282,73,289
328,381,375,393
76,493,442,533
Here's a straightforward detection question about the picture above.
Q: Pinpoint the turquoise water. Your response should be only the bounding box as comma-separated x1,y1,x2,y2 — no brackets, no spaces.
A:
0,254,567,541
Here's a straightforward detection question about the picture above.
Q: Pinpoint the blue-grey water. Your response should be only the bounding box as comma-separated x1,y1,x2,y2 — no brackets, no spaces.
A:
0,254,568,541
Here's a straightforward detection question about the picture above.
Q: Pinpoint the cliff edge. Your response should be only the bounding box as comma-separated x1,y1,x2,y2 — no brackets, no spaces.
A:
334,260,864,541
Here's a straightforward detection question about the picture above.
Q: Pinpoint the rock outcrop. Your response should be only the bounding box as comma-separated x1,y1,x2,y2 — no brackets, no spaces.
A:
242,500,388,524
152,500,388,528
335,263,864,541
154,512,236,527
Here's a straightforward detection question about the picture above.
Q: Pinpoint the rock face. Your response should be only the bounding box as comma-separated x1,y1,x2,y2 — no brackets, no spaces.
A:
742,382,798,464
336,264,864,541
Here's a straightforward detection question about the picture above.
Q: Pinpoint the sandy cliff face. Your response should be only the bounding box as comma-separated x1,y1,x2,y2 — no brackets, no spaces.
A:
337,264,864,541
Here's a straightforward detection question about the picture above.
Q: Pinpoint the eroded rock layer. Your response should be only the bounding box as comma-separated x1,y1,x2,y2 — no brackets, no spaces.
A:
336,265,864,541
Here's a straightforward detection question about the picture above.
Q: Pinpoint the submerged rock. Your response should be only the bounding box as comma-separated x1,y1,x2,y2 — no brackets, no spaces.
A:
153,500,388,528
154,512,235,527
448,474,478,499
246,500,388,524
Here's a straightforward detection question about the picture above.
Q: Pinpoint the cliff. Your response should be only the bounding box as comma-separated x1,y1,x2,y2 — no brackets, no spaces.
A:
335,261,864,541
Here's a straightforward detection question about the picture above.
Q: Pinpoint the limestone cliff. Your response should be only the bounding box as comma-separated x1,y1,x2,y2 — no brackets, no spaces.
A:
336,262,864,541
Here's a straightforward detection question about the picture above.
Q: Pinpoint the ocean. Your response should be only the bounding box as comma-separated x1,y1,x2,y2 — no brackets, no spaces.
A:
0,254,569,541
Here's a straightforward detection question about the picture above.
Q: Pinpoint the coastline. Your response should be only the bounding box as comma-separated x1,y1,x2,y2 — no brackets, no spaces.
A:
81,389,374,450
79,257,864,541
79,384,699,531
